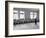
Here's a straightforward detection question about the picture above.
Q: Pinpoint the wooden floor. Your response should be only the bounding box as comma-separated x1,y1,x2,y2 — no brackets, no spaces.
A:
13,22,39,30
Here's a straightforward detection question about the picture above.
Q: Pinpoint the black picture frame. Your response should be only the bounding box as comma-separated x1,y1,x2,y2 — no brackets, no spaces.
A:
5,1,45,37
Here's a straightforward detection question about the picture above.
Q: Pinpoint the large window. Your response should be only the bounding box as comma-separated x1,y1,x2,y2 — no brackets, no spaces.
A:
30,12,37,19
13,10,19,20
34,12,37,19
30,12,34,19
20,11,25,19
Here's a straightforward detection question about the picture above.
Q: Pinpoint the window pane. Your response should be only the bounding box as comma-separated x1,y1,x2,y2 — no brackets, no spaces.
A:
13,14,18,20
13,10,19,20
30,12,33,15
13,10,18,13
20,11,25,19
20,14,25,19
34,12,37,19
34,14,37,19
20,11,24,13
30,12,33,19
30,15,33,19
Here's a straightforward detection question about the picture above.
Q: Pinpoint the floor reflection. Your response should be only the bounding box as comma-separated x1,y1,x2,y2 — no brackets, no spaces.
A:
13,22,39,30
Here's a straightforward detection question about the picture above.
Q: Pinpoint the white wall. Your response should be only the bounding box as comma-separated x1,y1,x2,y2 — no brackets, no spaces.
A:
0,0,46,38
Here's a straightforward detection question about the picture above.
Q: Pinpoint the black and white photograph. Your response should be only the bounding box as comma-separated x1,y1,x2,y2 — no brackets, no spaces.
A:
5,1,45,37
13,8,39,30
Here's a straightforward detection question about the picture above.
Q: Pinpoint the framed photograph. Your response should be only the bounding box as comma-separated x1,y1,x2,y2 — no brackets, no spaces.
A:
5,1,45,37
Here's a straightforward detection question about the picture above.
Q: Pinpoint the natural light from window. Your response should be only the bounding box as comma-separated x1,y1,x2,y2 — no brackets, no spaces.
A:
13,10,19,20
20,11,25,19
